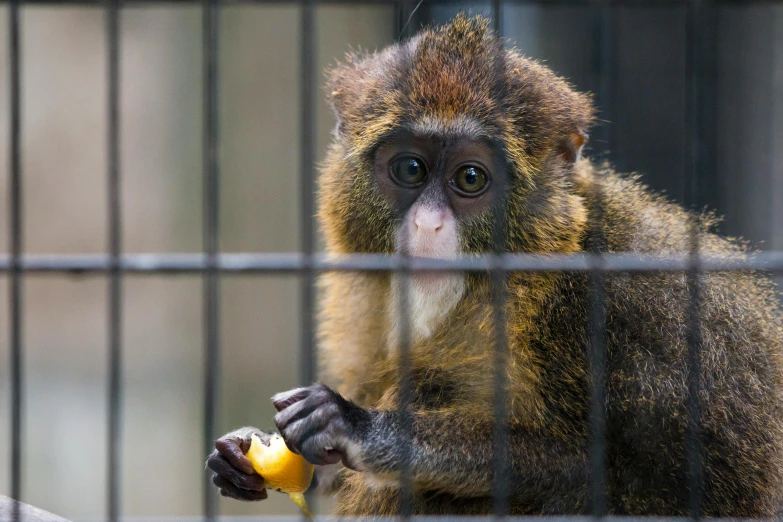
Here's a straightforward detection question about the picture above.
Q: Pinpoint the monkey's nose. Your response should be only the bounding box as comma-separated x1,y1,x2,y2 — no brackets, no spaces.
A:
414,207,445,233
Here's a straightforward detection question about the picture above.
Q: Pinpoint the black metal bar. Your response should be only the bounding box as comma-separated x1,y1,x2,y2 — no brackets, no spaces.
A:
0,0,777,6
202,0,220,519
396,0,410,41
389,7,415,506
384,29,414,509
587,199,607,518
490,256,509,519
299,0,316,516
396,256,414,518
8,0,22,520
1,251,783,274
684,0,706,518
587,2,613,517
592,6,615,157
78,515,783,522
492,0,502,33
588,258,607,518
393,130,414,519
299,0,316,390
490,10,509,514
52,511,783,522
106,0,122,521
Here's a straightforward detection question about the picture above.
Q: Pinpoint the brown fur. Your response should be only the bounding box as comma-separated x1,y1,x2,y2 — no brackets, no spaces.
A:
316,14,783,517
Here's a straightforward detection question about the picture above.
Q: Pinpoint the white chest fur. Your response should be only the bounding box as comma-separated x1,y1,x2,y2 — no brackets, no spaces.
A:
388,272,465,348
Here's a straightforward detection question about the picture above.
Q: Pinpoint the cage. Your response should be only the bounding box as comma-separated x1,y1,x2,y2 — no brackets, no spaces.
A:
1,1,782,521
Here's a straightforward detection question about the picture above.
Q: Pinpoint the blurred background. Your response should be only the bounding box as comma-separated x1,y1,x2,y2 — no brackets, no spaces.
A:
0,2,780,520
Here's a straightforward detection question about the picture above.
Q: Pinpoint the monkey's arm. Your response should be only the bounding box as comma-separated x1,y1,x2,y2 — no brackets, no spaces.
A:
273,385,588,501
358,410,588,501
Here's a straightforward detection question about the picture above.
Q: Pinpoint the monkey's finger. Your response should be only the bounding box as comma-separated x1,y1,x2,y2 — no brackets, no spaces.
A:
280,405,340,454
214,438,256,475
234,427,272,453
299,431,344,466
207,453,266,490
271,387,311,411
274,393,329,431
214,475,268,502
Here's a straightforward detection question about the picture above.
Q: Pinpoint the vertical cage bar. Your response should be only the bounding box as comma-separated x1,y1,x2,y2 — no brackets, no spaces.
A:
492,0,502,34
106,0,122,521
392,163,414,518
684,0,706,518
299,0,316,515
587,3,612,518
490,5,508,516
587,240,607,518
396,257,414,518
396,0,413,42
394,4,414,518
588,261,606,518
299,0,315,390
202,0,220,519
592,5,615,158
8,0,22,520
490,236,509,518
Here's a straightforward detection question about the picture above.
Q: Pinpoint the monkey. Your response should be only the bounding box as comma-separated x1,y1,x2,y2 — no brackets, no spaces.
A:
207,14,783,517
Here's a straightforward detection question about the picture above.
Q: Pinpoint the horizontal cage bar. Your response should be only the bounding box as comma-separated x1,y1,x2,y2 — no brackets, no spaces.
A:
56,515,783,522
2,0,783,6
0,251,781,274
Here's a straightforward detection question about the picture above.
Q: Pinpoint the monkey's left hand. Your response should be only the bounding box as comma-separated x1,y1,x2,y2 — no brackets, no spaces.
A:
272,383,372,471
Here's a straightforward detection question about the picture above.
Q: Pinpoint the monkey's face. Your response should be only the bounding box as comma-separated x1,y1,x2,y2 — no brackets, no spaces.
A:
370,129,512,339
372,131,508,262
320,14,594,262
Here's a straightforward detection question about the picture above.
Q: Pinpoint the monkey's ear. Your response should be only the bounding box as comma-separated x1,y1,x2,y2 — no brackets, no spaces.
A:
326,76,351,134
557,130,588,164
325,55,369,136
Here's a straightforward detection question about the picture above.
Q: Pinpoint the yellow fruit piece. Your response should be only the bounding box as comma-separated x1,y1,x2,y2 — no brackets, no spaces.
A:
247,434,314,519
247,433,314,493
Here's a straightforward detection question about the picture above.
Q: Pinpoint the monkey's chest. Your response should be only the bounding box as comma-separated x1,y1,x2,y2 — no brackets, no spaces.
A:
388,273,466,347
344,295,497,410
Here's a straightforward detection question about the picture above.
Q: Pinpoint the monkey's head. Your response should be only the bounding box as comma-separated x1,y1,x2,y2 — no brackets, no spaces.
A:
319,13,593,262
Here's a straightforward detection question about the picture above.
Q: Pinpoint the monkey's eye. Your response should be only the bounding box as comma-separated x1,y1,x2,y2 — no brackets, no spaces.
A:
390,156,428,188
451,166,489,196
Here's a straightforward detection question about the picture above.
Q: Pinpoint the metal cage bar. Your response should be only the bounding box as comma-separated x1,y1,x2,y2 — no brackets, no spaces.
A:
8,0,23,520
489,3,510,517
492,0,502,33
684,0,709,517
0,0,779,5
396,255,414,519
489,178,511,518
298,0,317,517
2,251,782,274
393,11,415,510
298,0,316,402
106,0,123,521
202,0,221,519
398,243,415,515
586,2,613,516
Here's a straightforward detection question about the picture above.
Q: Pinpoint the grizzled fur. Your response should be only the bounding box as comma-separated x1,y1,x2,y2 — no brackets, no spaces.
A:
315,14,783,517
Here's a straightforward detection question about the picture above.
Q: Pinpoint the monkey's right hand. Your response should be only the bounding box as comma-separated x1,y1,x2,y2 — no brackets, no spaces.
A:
207,426,269,501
